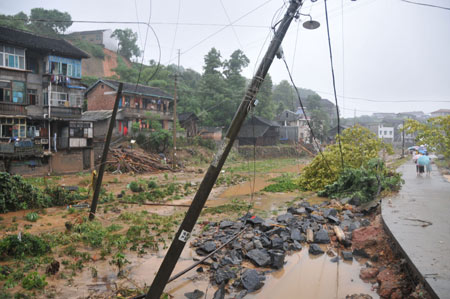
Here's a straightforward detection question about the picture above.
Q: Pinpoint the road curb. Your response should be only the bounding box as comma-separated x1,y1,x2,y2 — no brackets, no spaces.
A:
380,198,439,299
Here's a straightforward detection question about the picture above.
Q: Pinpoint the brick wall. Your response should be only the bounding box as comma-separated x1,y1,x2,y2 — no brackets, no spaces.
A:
50,149,84,174
87,83,116,111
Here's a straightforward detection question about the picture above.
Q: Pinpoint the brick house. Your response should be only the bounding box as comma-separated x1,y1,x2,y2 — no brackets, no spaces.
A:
237,116,280,146
0,26,94,174
85,79,174,137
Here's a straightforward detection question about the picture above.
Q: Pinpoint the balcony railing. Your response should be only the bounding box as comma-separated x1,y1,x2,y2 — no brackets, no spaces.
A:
122,107,172,119
47,106,82,118
0,103,27,115
0,142,43,157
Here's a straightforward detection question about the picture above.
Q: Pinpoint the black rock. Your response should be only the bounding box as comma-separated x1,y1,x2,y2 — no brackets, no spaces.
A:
265,226,283,236
341,239,352,248
305,206,316,213
246,215,264,225
211,262,219,270
280,230,290,241
261,219,278,231
185,289,204,299
342,251,353,261
246,249,271,267
195,248,208,256
361,219,371,227
271,236,284,249
215,267,236,284
289,240,303,251
349,195,361,206
314,229,330,244
219,220,235,229
340,197,351,205
311,214,325,222
309,244,324,255
236,290,248,299
276,213,294,223
288,207,307,215
340,220,352,230
327,215,340,224
253,239,263,249
353,248,370,258
232,240,243,250
241,269,263,292
260,235,272,248
201,241,217,253
212,283,226,299
330,256,340,263
349,221,361,232
269,249,285,269
290,228,304,242
196,266,204,273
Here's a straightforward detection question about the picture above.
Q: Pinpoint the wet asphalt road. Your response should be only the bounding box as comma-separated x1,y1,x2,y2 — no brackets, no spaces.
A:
382,160,450,299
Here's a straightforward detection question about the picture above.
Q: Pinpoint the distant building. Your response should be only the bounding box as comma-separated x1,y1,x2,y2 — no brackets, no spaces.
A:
430,109,450,117
198,127,222,141
373,113,397,119
178,112,199,138
377,124,394,141
237,116,280,146
85,79,174,137
68,29,118,52
275,109,311,143
327,124,350,143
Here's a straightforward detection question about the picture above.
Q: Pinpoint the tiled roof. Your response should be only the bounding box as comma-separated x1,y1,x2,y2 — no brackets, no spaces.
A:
0,26,89,59
86,79,173,100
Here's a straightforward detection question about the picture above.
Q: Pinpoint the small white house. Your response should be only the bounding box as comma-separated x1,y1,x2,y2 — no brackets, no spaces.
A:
378,124,394,140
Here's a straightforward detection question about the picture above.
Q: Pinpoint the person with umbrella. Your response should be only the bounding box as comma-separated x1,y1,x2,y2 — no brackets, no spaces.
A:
417,153,430,176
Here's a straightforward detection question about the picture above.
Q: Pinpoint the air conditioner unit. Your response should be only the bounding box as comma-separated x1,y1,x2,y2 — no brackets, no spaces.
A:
41,139,49,144
43,114,49,119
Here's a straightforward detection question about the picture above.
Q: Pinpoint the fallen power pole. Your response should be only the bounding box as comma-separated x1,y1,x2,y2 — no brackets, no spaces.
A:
89,83,123,220
144,1,303,298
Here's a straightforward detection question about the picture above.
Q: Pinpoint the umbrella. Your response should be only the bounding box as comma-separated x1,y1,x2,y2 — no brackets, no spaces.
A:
408,146,419,151
417,155,430,166
418,150,427,154
413,154,421,163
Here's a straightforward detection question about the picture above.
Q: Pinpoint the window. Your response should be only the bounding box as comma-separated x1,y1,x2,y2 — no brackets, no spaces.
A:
28,89,38,105
0,81,11,102
11,81,25,104
47,56,82,78
389,131,392,135
0,44,25,70
384,130,387,135
0,118,26,138
26,56,39,74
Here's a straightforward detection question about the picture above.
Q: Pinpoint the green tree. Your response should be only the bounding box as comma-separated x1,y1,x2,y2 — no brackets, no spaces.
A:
273,80,295,111
404,116,450,159
0,12,29,31
203,48,222,75
298,125,394,191
254,74,275,120
30,8,72,35
111,29,141,60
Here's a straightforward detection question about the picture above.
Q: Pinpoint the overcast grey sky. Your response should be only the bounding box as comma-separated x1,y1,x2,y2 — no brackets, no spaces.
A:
2,0,450,117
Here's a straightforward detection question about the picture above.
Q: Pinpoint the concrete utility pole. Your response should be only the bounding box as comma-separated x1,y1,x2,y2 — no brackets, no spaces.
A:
172,49,180,169
402,119,405,158
144,1,303,298
89,83,123,220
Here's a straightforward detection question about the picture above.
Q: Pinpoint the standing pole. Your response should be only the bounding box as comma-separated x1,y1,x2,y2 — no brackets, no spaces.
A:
402,119,405,158
89,83,123,220
48,81,52,153
172,49,180,169
144,1,303,298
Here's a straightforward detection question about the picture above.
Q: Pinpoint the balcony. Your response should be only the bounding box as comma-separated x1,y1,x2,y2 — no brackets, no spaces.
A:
0,141,43,157
46,106,82,119
122,107,172,120
0,103,27,116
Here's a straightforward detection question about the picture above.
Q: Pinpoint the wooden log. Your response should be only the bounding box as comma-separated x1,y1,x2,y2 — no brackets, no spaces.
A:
306,228,314,243
333,225,345,242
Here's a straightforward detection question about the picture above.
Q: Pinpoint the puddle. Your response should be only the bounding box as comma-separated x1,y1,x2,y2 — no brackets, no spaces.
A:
250,247,378,299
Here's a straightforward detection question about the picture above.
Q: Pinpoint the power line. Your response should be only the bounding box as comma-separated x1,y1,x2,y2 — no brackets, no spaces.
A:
170,0,275,64
400,0,450,10
168,0,182,64
282,56,333,173
219,0,244,50
135,0,153,92
324,0,345,169
134,0,144,50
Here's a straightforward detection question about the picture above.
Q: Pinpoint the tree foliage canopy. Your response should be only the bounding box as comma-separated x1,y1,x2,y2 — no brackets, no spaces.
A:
404,116,450,159
112,29,141,60
298,126,394,191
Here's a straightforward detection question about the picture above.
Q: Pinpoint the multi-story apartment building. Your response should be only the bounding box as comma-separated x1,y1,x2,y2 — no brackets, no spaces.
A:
0,26,94,174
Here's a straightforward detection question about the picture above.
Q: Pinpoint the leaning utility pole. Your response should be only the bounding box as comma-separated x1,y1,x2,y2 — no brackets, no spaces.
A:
172,49,180,168
144,1,303,298
89,83,123,220
402,119,405,158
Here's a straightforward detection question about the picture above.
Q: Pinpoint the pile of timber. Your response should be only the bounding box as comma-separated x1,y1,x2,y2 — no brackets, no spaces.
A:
106,148,174,173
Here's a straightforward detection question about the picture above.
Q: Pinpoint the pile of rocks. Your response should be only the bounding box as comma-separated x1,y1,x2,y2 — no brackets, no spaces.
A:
189,199,372,298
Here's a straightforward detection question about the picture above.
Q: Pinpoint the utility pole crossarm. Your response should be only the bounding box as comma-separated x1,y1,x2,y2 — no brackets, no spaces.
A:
145,2,303,298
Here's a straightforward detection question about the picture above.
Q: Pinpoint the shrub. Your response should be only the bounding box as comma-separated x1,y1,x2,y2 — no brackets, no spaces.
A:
297,126,394,191
25,212,39,222
0,234,50,260
263,174,298,193
129,181,142,193
22,272,47,290
318,158,403,203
